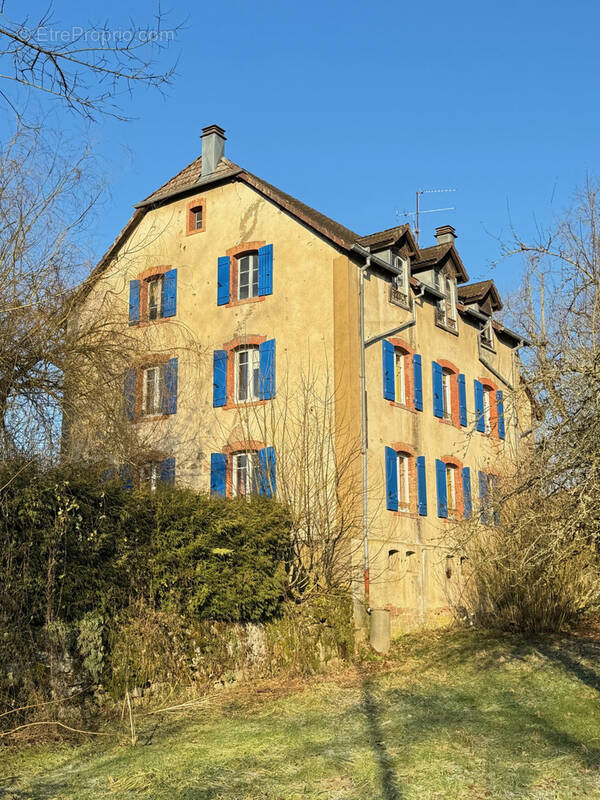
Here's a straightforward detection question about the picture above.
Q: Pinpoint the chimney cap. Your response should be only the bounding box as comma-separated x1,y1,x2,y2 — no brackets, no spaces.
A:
201,124,226,140
435,224,457,240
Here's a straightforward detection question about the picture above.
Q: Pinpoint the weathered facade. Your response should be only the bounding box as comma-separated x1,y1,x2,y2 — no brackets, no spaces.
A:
77,125,530,634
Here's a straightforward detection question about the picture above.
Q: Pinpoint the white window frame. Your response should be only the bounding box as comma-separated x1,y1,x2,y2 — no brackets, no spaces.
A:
441,369,452,420
235,346,260,403
446,463,457,514
397,451,411,511
481,318,494,349
483,388,492,434
232,451,258,497
394,349,407,405
142,366,161,415
147,275,163,321
194,207,203,230
446,276,457,323
394,255,409,291
140,462,159,492
237,252,259,300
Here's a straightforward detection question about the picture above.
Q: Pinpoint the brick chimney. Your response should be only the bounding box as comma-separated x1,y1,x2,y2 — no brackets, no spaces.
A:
201,124,226,177
435,225,457,246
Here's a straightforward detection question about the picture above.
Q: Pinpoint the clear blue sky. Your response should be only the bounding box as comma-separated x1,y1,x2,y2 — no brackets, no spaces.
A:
13,0,600,300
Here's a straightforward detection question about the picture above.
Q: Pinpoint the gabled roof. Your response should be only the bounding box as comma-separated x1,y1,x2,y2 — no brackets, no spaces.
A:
458,279,503,312
412,241,469,283
356,224,418,256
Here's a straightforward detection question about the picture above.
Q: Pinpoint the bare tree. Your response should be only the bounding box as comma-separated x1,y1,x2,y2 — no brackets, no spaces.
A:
0,3,180,120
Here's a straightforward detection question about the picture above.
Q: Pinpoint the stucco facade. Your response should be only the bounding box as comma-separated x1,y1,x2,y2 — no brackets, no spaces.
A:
76,125,530,635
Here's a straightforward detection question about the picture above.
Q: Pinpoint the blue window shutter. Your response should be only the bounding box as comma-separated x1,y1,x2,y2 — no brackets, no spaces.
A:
129,280,140,325
436,459,448,518
417,456,427,516
162,268,177,318
496,390,505,439
474,380,485,432
458,373,467,427
432,362,444,418
258,446,276,497
258,244,274,296
413,354,423,411
119,464,133,491
259,339,276,400
213,350,227,407
124,368,136,420
159,457,175,485
385,447,398,511
462,467,472,519
479,470,490,523
490,474,500,525
162,358,178,414
217,256,230,306
382,340,395,401
210,453,227,497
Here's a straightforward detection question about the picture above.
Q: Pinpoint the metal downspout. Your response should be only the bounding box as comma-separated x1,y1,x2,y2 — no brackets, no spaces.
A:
359,254,371,608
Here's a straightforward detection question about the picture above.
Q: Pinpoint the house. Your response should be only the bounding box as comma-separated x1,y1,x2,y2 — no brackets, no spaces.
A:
75,124,531,634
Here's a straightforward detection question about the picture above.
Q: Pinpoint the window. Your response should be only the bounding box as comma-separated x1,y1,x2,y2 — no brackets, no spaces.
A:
435,273,457,331
395,350,407,405
405,550,417,572
481,318,494,349
483,387,492,434
147,276,163,321
446,463,458,516
388,549,400,571
390,256,410,307
445,555,454,580
232,451,259,497
142,366,161,415
238,253,259,300
397,452,411,511
140,463,159,492
442,369,452,420
235,346,260,403
193,206,203,230
446,276,457,323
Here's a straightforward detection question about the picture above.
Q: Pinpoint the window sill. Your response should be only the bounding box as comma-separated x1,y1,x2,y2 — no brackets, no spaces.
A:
437,416,461,430
481,341,496,353
388,401,418,414
225,295,266,309
392,509,419,519
435,320,459,336
221,399,269,411
130,317,174,329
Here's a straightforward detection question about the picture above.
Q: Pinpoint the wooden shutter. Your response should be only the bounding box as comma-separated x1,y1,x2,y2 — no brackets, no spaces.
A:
217,256,230,306
210,453,227,497
258,446,276,497
259,339,276,400
458,373,467,427
436,459,448,518
474,380,485,432
385,446,398,511
382,340,395,401
258,244,273,296
162,268,177,317
417,455,427,516
479,470,489,523
213,350,227,407
162,358,178,414
159,457,175,485
496,390,505,439
432,362,444,418
129,280,140,325
124,368,136,420
413,354,423,411
462,467,472,519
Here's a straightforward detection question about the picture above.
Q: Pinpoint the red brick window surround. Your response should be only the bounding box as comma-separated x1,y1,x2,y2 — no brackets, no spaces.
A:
223,334,267,409
226,241,266,307
390,442,418,515
479,376,500,439
388,337,415,411
437,359,461,428
441,455,464,519
186,197,206,235
137,265,172,325
222,440,265,498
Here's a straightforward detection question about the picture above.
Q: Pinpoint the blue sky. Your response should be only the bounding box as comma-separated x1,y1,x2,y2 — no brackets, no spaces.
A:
11,0,600,300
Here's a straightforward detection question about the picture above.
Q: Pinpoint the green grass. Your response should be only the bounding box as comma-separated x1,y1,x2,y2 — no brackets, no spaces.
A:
2,628,600,799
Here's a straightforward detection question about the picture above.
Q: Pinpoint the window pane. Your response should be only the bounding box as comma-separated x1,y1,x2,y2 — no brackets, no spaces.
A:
148,278,162,320
194,208,203,229
251,348,260,399
237,350,249,402
250,254,259,297
239,256,250,299
144,367,160,414
395,352,406,404
397,453,410,509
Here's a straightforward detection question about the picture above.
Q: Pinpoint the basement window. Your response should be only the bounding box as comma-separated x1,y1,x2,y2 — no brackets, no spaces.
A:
140,462,159,492
388,549,400,571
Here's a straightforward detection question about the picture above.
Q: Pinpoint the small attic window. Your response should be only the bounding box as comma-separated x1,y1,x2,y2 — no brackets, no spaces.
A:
481,318,495,350
186,197,206,235
389,255,410,309
435,273,458,333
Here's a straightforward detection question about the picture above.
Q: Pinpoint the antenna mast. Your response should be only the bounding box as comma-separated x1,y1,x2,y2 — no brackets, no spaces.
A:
398,188,456,246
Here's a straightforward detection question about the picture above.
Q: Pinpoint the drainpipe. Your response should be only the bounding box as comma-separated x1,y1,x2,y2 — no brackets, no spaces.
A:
359,254,371,608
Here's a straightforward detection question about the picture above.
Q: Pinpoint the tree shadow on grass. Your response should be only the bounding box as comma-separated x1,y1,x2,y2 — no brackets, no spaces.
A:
361,676,403,800
535,639,600,693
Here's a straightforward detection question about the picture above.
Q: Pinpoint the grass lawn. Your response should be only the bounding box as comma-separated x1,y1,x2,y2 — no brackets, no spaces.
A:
2,628,600,799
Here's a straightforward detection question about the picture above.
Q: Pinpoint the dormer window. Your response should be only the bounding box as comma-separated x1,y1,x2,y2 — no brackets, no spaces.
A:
481,318,495,350
390,255,410,308
435,273,458,332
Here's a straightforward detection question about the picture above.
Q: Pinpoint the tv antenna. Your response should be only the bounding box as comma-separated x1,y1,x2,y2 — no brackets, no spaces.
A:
397,188,456,246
